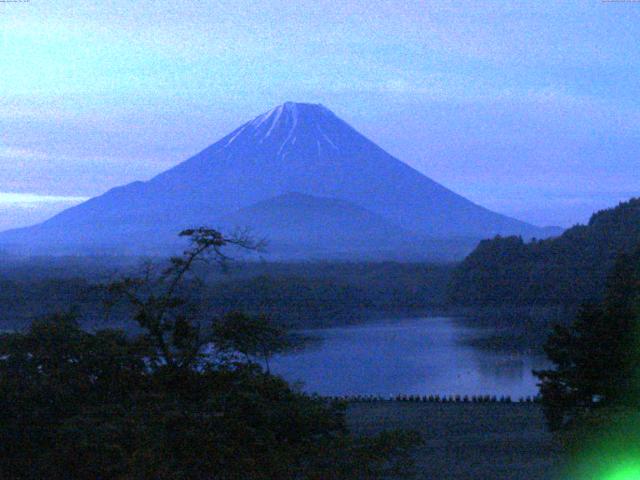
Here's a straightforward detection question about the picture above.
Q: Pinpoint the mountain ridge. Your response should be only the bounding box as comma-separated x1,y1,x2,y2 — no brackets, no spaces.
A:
0,102,560,258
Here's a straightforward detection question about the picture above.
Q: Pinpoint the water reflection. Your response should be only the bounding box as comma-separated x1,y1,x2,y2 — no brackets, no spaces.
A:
270,317,548,397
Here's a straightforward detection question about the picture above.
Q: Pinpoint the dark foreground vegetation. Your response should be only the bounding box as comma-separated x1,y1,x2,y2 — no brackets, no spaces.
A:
0,229,421,479
535,244,640,478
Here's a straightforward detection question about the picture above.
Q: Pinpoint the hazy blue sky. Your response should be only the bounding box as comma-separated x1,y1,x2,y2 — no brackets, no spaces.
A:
1,0,639,230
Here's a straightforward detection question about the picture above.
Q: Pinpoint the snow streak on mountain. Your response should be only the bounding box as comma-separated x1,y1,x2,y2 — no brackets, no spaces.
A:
0,102,559,259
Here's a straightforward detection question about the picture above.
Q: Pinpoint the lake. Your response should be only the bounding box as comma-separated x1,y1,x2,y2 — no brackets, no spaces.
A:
270,317,548,398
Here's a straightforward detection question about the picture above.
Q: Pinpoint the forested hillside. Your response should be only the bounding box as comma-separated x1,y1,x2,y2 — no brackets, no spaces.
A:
0,260,452,332
448,198,640,306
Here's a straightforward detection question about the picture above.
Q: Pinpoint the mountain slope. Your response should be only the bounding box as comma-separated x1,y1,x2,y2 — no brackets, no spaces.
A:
0,102,556,256
448,197,640,306
215,192,476,260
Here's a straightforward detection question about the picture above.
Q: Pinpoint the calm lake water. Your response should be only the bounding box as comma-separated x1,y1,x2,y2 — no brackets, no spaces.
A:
270,317,548,398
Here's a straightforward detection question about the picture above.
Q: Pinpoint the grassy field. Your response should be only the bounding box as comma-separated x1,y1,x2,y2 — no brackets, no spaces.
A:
347,402,562,480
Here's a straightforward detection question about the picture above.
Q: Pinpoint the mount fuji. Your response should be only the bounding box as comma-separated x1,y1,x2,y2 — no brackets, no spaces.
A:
0,102,560,259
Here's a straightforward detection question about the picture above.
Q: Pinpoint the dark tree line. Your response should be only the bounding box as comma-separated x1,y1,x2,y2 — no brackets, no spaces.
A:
449,198,640,307
0,228,420,479
0,259,453,332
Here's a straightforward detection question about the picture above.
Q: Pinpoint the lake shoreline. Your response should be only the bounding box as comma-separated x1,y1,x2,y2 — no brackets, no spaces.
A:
290,304,570,355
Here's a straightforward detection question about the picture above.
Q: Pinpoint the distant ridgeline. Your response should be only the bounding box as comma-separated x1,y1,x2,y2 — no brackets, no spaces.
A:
448,198,640,307
0,260,453,332
0,102,557,261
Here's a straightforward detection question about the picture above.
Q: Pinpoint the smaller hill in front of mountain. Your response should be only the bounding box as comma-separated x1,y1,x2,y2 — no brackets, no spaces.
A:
448,197,640,306
0,102,560,259
216,192,479,261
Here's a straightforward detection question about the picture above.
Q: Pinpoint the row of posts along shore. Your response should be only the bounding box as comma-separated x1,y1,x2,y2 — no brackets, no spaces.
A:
322,394,541,404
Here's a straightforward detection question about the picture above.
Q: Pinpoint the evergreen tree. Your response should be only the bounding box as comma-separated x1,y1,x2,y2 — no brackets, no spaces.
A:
535,249,640,431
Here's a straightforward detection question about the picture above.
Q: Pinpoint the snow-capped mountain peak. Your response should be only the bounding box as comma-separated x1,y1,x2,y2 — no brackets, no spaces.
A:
0,102,557,257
